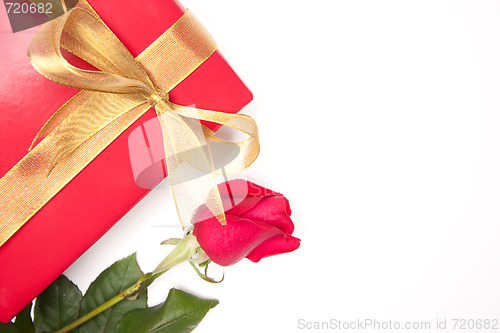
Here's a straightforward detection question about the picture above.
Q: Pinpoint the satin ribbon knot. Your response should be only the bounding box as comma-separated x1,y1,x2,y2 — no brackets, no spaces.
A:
147,91,169,108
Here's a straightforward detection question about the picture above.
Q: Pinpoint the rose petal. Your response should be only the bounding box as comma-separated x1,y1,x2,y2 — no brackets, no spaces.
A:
240,196,294,235
246,234,301,263
193,215,282,266
193,180,299,266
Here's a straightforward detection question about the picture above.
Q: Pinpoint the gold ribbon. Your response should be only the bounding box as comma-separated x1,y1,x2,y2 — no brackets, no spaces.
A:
0,0,259,247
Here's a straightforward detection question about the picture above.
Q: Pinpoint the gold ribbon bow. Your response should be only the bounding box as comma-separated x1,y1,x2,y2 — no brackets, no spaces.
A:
0,0,259,247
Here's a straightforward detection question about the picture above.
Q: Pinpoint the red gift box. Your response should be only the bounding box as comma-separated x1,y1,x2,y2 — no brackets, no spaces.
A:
0,0,252,322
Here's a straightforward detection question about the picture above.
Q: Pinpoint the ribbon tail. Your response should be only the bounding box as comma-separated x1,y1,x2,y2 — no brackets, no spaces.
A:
155,101,227,227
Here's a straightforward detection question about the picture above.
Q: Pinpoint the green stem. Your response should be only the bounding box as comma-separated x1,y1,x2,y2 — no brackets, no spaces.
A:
54,274,151,333
153,233,200,274
54,232,200,333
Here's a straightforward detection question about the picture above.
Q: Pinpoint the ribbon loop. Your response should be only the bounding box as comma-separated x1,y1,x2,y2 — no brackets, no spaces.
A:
29,7,154,95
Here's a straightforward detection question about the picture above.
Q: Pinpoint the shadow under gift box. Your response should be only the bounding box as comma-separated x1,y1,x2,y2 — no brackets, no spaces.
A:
0,0,252,322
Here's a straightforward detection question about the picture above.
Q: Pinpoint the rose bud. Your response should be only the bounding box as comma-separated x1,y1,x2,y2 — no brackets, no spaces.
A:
192,179,300,266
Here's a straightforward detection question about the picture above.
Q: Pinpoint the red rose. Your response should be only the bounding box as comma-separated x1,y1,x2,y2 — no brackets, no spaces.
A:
192,180,300,266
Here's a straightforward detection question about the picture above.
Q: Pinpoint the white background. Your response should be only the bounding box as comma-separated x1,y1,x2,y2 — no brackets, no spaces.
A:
64,1,500,332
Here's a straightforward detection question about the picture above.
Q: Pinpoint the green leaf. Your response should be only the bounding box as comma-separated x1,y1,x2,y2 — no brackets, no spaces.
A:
14,302,34,333
0,322,21,333
114,289,218,333
78,254,147,333
33,276,82,333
